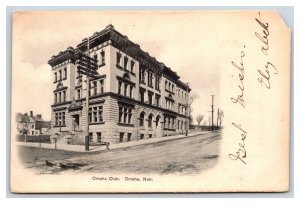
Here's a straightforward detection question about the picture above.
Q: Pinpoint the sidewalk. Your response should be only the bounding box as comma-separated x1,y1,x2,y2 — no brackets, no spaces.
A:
17,130,216,153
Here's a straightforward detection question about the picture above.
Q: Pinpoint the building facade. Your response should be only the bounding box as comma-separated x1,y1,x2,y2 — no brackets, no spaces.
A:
48,24,191,145
16,111,51,136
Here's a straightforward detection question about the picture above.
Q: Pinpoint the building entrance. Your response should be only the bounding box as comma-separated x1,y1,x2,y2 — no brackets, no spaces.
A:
72,114,80,131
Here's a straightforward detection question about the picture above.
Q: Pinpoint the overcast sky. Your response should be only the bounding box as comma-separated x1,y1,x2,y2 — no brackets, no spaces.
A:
12,11,221,123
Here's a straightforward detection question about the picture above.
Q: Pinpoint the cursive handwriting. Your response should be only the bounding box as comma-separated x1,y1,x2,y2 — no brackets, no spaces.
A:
255,11,278,89
255,12,269,55
229,122,247,164
257,61,278,89
231,47,246,108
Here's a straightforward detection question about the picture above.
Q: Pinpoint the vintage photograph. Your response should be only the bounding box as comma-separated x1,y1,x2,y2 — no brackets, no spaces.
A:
10,10,290,193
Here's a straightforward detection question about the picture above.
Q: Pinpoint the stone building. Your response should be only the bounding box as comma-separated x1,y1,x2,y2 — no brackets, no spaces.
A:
48,24,191,145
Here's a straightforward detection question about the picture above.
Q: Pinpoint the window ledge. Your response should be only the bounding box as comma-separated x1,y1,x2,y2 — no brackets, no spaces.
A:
118,123,134,127
89,121,105,125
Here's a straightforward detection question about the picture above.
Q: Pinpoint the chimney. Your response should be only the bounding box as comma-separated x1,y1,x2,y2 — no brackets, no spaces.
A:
30,111,33,117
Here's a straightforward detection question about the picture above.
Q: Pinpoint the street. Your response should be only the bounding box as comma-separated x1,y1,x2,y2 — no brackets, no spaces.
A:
19,131,221,175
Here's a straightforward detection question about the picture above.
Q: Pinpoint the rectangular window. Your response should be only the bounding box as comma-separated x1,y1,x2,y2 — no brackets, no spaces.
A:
89,132,93,142
130,60,135,73
124,56,128,70
88,108,92,123
155,95,160,107
129,86,133,98
93,107,97,123
63,90,66,102
64,67,67,79
140,90,144,103
54,72,57,82
123,108,128,123
100,80,104,94
54,93,57,103
155,76,160,90
118,81,122,95
127,133,131,142
128,109,132,124
98,106,103,122
148,92,153,105
77,89,81,99
62,112,65,125
101,51,105,64
97,132,101,142
119,132,124,143
149,134,152,139
55,113,58,125
117,52,121,66
119,107,123,123
124,84,128,97
59,70,62,80
58,92,61,102
93,81,98,95
165,81,168,89
148,72,153,87
140,134,144,139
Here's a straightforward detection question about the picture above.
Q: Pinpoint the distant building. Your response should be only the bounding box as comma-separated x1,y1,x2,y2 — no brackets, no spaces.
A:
16,111,51,135
48,24,191,144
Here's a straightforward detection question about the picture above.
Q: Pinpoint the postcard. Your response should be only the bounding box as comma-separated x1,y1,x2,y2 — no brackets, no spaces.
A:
10,10,290,193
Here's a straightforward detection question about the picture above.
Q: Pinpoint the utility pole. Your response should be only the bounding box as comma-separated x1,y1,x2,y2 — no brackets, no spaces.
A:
208,95,215,132
76,37,98,151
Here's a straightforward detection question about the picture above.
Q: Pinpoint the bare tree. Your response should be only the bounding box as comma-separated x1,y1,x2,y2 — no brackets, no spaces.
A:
187,92,198,125
196,114,204,126
218,109,224,127
208,116,212,126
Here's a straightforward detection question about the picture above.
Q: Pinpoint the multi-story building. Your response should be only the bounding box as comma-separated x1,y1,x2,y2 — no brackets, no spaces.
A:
48,24,191,145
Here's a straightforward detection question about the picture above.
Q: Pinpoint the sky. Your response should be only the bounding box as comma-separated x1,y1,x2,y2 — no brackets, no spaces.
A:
12,11,221,123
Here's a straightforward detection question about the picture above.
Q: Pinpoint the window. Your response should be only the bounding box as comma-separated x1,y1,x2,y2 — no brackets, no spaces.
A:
119,132,124,142
89,106,103,123
128,109,132,123
124,84,128,97
124,56,128,70
55,111,66,126
117,52,121,66
140,134,144,139
99,106,103,122
123,108,128,123
59,70,62,80
89,132,93,142
140,89,145,103
148,71,153,87
63,67,67,79
139,67,145,84
119,107,123,123
58,92,61,102
129,86,133,98
148,114,153,128
101,51,105,64
140,112,145,126
54,72,57,82
127,133,131,142
100,80,104,94
54,93,57,103
130,60,135,73
97,132,101,142
149,134,152,139
118,81,122,94
148,92,153,105
155,95,160,107
155,76,160,90
76,89,81,99
93,54,98,61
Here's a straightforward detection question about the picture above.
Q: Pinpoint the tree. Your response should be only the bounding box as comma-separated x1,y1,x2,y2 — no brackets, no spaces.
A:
187,92,199,125
208,116,212,126
196,114,204,126
217,109,224,127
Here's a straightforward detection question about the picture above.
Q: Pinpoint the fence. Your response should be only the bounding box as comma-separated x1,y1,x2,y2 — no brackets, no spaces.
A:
17,135,51,143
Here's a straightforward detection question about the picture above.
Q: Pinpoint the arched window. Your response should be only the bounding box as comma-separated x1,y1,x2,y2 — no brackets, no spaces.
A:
156,115,160,127
148,114,153,128
56,82,63,90
123,73,130,81
140,112,145,126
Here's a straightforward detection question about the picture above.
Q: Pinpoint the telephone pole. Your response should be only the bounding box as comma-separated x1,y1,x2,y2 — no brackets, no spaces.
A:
76,37,98,151
208,95,214,131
